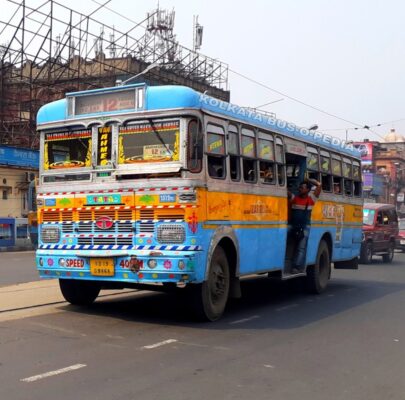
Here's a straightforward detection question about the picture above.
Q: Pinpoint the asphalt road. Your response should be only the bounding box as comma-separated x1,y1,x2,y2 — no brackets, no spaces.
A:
0,252,405,400
0,251,38,286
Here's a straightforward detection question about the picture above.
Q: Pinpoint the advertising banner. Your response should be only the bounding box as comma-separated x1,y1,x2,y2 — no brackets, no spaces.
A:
353,142,373,165
363,172,373,189
0,146,39,169
362,172,385,195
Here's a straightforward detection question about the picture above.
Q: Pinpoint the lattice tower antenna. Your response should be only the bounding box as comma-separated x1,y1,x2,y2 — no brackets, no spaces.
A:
193,15,203,52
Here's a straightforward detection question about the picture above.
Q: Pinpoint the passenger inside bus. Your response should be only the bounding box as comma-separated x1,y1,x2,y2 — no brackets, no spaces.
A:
263,168,274,183
333,182,341,194
208,156,224,178
259,162,275,184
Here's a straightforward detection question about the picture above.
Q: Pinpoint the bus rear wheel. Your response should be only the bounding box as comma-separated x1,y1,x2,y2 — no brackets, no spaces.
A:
191,246,230,321
59,279,100,306
306,240,331,294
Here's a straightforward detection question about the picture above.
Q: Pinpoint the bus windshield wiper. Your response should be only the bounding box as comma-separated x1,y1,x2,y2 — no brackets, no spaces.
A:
148,119,172,156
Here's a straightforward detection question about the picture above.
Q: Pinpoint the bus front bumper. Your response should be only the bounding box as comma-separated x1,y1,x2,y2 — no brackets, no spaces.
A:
35,249,201,284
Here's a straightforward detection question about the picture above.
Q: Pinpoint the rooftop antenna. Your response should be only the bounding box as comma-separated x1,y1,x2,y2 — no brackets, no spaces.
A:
193,16,203,52
108,27,116,58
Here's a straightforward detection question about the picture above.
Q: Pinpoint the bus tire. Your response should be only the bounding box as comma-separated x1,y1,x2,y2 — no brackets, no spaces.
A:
360,242,373,264
59,279,100,306
191,246,230,321
382,241,395,263
306,240,330,294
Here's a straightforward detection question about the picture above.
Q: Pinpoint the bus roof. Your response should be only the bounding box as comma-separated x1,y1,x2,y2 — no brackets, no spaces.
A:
37,83,360,158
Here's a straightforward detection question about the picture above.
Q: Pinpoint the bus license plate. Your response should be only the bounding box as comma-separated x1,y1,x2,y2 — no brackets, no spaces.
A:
90,258,114,276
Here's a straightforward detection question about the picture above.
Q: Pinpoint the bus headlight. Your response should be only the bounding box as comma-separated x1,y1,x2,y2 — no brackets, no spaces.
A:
157,224,185,244
41,226,60,243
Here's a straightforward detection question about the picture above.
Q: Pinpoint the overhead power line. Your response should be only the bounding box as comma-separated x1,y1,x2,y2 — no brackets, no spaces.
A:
228,68,405,142
229,68,365,129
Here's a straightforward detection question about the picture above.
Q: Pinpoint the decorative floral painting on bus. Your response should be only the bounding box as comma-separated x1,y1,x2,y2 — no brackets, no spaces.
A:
118,120,179,164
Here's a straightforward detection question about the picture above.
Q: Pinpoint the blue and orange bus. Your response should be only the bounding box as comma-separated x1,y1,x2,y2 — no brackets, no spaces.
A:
35,83,362,320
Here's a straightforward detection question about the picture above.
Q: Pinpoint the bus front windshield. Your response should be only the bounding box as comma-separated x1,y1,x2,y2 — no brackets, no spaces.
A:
118,120,180,164
363,209,375,226
44,129,92,170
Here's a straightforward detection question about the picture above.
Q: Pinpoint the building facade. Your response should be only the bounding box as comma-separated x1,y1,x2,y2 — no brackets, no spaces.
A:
354,129,405,215
0,146,39,218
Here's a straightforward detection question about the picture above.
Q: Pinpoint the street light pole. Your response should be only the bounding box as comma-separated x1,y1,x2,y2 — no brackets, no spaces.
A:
119,62,160,86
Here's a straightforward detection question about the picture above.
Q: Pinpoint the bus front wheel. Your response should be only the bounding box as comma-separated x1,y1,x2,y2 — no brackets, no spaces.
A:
306,240,331,294
191,246,230,321
59,279,100,306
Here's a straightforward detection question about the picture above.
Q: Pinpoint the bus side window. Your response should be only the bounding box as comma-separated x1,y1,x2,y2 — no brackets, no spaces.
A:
230,157,240,181
277,165,285,186
228,124,240,182
258,133,275,185
260,161,275,184
331,155,342,195
320,151,332,192
208,156,225,178
344,180,353,196
343,158,353,196
243,159,257,182
187,119,203,173
333,177,342,194
307,146,320,182
353,161,362,197
241,128,257,183
207,124,226,179
275,137,285,186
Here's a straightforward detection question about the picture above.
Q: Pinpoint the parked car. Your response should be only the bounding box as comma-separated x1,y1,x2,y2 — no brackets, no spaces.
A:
396,219,405,252
360,203,398,264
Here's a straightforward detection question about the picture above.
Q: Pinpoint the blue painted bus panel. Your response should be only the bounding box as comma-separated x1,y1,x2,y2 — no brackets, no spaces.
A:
37,84,361,158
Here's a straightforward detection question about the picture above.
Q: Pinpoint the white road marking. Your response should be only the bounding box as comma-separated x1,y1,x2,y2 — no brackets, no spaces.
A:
21,364,87,383
276,303,299,312
230,315,260,324
264,364,275,368
142,339,177,349
30,322,86,336
106,334,124,339
178,341,230,351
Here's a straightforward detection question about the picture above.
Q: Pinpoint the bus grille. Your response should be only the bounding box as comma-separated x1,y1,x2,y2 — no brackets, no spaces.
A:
137,209,185,234
77,237,133,246
41,208,136,223
77,221,135,234
61,223,74,233
42,207,185,244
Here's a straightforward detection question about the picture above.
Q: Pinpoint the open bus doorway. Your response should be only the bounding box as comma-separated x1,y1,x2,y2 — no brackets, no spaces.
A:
286,153,307,194
284,152,308,274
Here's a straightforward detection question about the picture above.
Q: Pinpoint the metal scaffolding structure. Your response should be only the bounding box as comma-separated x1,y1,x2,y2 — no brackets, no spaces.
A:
0,0,229,148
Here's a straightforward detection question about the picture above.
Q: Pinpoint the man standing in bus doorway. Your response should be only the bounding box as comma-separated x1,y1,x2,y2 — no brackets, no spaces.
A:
288,178,322,273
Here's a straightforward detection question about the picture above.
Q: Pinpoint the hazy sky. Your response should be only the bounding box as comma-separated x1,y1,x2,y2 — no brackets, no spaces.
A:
3,0,405,143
